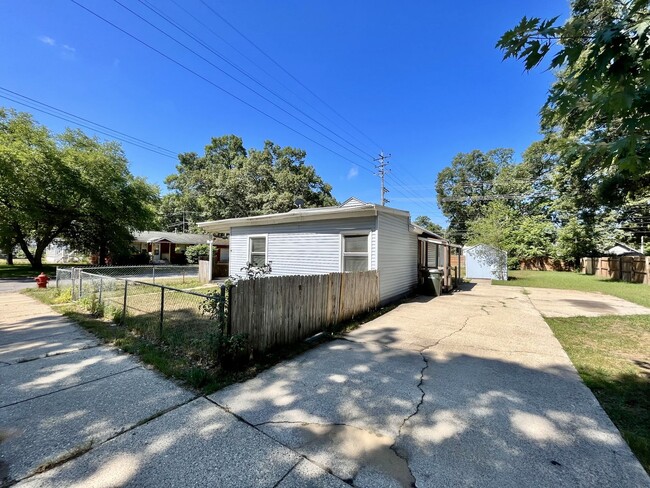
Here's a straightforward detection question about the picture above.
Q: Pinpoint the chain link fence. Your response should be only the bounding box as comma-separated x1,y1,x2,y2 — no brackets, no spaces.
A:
55,266,228,360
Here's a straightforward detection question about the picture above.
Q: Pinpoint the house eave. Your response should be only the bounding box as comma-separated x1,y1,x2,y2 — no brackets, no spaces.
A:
198,206,388,233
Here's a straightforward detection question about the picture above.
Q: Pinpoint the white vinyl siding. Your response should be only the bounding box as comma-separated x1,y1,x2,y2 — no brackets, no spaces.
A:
229,216,377,278
377,212,418,303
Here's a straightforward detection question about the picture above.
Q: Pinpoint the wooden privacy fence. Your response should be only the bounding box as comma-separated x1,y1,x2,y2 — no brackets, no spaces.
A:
581,256,649,284
230,271,379,352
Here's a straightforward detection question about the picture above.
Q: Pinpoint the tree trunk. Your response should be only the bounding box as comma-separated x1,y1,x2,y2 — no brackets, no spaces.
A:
6,250,13,265
98,243,108,267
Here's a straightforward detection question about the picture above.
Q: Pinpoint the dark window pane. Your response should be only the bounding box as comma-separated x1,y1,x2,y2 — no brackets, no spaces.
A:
251,237,266,253
344,255,368,272
250,253,266,267
344,235,368,253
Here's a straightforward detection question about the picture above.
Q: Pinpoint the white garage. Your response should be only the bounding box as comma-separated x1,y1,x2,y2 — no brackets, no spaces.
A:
464,244,508,280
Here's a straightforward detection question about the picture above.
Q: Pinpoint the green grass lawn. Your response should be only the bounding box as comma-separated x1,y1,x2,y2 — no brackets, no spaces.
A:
494,270,650,474
547,315,650,474
494,270,650,308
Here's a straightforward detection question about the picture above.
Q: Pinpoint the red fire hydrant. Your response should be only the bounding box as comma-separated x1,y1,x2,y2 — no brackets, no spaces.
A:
35,272,50,288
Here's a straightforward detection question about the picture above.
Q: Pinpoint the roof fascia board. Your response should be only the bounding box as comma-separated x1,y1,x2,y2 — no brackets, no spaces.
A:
199,206,379,233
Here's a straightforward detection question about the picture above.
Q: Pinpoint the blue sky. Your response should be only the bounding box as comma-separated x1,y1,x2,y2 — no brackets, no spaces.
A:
0,1,568,227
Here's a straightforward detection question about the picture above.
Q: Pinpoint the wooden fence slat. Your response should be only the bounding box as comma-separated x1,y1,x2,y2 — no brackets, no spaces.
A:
230,271,379,352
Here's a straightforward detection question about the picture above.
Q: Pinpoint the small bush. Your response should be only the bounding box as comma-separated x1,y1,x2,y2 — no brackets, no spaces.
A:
185,244,211,264
53,288,73,304
78,292,104,317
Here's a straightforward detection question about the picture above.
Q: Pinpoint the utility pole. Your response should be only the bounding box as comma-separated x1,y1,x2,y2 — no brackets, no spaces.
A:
374,151,390,206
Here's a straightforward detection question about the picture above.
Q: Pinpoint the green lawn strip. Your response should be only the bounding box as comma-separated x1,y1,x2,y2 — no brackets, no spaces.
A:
494,270,650,308
547,314,650,474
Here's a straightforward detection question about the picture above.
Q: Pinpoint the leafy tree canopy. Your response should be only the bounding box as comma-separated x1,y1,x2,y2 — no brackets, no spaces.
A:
497,0,650,203
0,108,159,268
435,148,551,244
161,135,337,230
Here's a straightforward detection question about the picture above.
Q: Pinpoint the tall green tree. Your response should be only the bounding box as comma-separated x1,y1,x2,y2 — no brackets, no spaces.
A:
435,148,551,243
497,0,650,203
162,135,337,228
0,109,159,269
58,129,159,265
466,201,556,266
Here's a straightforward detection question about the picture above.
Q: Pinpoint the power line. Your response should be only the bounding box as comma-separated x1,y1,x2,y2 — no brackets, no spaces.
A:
70,0,376,175
198,0,383,150
123,0,376,164
0,86,177,157
138,0,377,161
167,0,375,155
0,92,178,159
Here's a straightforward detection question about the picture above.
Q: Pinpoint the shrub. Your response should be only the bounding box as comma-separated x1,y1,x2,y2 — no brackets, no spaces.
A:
185,244,212,264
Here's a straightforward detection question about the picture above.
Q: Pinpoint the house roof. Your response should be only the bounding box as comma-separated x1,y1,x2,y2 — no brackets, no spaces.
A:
606,242,643,255
132,231,218,246
410,223,445,240
198,198,410,233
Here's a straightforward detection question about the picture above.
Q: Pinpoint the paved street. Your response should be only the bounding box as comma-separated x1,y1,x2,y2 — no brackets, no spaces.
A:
2,283,649,487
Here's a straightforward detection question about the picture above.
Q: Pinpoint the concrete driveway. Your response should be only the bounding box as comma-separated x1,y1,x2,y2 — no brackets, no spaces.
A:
209,282,650,487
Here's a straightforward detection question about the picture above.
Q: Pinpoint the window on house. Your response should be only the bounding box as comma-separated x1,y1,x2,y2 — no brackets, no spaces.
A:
342,234,369,272
249,236,267,266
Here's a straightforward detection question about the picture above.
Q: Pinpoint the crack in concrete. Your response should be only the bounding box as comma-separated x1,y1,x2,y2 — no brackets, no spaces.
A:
390,312,480,488
271,458,301,488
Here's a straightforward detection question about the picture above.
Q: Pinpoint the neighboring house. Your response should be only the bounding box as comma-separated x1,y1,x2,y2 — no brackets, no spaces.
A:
131,231,229,264
464,244,508,281
198,197,457,304
606,242,644,256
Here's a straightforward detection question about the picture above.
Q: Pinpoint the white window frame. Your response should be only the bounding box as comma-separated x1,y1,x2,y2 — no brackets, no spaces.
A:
340,231,371,272
247,234,268,267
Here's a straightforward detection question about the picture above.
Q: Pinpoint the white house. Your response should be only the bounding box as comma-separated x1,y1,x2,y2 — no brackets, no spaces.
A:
198,197,456,304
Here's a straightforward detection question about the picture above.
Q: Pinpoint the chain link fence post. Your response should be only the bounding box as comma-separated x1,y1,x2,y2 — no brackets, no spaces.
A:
98,276,103,305
122,280,128,325
71,267,76,300
152,265,156,284
159,286,165,339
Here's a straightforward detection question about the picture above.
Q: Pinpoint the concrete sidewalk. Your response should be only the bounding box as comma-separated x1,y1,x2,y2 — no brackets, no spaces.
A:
1,292,346,487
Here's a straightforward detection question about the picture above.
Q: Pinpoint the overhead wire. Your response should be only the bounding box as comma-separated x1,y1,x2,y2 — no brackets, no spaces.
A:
198,0,383,150
0,86,177,157
138,0,377,161
112,0,376,166
167,0,376,155
0,91,178,159
70,0,376,174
